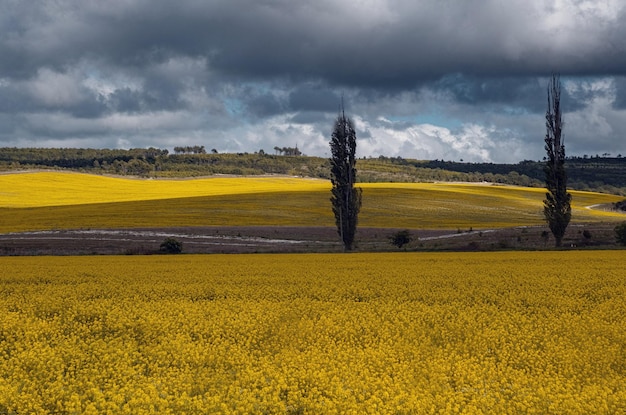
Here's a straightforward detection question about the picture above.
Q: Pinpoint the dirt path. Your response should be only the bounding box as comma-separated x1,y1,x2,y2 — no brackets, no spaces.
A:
1,222,621,256
0,226,461,255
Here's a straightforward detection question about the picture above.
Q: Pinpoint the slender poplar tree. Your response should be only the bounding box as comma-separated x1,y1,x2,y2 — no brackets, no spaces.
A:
330,104,362,251
543,74,572,247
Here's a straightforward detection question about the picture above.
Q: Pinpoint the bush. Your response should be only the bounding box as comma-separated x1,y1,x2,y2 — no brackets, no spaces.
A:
160,237,183,254
390,230,413,249
615,222,626,246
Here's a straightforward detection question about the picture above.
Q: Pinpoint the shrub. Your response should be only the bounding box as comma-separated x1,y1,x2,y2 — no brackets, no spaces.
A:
160,237,183,254
615,222,626,246
390,230,413,250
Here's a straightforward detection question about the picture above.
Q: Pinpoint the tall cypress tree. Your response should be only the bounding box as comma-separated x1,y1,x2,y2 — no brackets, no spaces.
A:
330,105,362,251
543,74,571,247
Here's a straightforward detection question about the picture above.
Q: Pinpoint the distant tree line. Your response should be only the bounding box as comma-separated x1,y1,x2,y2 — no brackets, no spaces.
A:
273,146,302,156
0,147,168,172
1,147,624,194
173,146,206,154
0,147,328,178
407,158,626,194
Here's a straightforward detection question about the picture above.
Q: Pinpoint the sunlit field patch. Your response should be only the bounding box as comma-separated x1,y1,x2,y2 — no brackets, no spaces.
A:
0,171,329,208
0,252,625,413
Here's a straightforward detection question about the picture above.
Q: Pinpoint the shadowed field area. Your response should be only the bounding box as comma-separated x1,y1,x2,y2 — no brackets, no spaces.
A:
0,172,623,233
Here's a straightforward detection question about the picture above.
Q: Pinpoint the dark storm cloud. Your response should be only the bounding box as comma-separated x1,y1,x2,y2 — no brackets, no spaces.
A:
434,75,546,112
433,75,591,114
3,0,625,86
0,84,36,113
107,88,143,114
138,77,185,112
245,94,283,118
1,0,625,161
197,0,626,88
288,86,340,112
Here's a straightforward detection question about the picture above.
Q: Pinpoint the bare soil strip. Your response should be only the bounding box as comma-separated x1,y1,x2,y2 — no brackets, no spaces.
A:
0,226,458,255
0,223,621,255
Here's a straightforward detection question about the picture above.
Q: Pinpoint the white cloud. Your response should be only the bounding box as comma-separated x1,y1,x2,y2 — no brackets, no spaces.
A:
27,68,86,106
565,79,621,153
353,116,517,162
229,113,328,155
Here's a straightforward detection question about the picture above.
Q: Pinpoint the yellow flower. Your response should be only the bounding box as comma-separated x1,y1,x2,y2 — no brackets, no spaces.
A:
0,252,625,413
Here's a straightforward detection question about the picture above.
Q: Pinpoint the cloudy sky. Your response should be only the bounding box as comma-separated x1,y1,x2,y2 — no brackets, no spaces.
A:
1,0,625,163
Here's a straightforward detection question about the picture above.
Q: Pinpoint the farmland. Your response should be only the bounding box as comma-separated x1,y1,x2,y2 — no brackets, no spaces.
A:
1,252,625,414
0,172,623,234
0,172,624,253
0,172,625,413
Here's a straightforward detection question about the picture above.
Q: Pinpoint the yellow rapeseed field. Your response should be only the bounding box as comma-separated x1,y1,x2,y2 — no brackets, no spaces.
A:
0,172,623,232
0,171,329,208
1,252,625,414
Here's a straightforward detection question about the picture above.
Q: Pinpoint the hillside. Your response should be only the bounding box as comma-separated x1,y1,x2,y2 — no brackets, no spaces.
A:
1,147,625,194
1,172,624,254
1,172,623,232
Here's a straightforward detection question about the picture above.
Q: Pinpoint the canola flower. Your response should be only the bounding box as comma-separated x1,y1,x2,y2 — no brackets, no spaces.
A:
1,251,625,414
0,172,623,232
0,171,329,208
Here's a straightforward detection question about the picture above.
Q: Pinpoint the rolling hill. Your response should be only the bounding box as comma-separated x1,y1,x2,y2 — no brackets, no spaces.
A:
0,172,623,235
